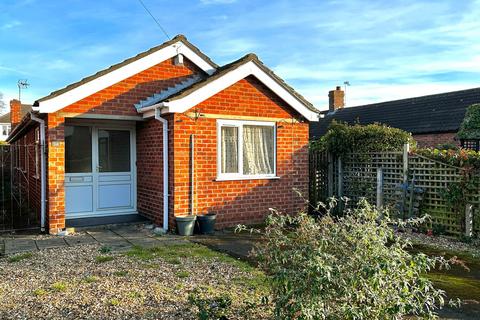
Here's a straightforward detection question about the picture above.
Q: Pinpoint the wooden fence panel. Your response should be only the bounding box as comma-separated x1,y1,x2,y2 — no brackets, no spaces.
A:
309,147,480,236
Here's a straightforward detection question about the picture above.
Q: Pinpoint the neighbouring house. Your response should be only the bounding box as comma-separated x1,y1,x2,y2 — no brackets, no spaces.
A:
310,86,480,148
0,113,10,141
7,35,319,234
0,104,32,141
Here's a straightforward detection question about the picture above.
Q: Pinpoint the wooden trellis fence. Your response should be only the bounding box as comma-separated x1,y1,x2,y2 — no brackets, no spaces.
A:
309,144,480,236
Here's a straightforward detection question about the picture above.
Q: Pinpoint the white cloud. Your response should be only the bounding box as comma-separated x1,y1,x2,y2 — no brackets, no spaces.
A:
209,38,260,58
1,20,21,30
43,59,74,71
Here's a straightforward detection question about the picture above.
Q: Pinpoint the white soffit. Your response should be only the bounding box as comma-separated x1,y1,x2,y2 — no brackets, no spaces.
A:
37,41,216,113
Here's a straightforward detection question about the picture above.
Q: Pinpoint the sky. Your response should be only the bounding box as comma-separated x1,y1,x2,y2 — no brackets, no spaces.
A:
1,0,480,112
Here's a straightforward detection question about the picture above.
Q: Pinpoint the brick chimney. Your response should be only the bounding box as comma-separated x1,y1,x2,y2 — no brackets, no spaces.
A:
328,86,345,112
10,99,22,129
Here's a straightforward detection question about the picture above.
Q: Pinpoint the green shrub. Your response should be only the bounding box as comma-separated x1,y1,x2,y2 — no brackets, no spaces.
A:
414,147,480,170
435,142,459,151
252,200,454,319
311,121,414,156
458,104,480,139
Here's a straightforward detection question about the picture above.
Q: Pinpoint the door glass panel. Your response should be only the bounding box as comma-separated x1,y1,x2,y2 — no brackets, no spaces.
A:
65,126,92,173
98,130,131,172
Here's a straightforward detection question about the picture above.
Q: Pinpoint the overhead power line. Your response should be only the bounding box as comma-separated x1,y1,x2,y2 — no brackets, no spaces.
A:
137,0,171,40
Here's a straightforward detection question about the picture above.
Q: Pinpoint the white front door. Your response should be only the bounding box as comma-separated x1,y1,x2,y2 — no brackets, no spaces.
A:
65,124,136,218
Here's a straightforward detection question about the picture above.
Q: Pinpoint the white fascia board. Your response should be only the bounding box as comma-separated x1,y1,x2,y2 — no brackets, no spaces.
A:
166,61,319,121
38,41,216,114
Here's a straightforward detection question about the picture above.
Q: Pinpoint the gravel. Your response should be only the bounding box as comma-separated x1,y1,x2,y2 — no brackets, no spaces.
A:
397,229,480,257
0,243,270,319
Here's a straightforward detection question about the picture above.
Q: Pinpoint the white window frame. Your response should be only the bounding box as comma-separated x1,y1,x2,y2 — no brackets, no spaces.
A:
216,119,277,181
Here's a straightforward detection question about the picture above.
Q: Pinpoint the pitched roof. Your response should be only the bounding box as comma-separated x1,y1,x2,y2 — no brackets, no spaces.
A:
162,53,318,113
34,35,218,112
0,104,32,124
0,113,9,123
310,87,480,138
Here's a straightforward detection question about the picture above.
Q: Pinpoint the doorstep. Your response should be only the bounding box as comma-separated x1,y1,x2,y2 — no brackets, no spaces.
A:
66,214,150,228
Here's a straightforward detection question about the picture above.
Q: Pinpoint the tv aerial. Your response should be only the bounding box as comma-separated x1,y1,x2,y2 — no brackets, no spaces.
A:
17,79,30,101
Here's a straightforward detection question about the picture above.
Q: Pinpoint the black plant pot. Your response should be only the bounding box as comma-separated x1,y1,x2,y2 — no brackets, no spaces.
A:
176,216,197,236
197,213,217,235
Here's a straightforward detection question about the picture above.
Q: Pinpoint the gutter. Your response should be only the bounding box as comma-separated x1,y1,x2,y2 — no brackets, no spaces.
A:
138,101,169,113
154,108,169,232
29,113,47,232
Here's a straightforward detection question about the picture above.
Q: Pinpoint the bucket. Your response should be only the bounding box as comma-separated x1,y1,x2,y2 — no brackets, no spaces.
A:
176,215,197,236
197,213,217,235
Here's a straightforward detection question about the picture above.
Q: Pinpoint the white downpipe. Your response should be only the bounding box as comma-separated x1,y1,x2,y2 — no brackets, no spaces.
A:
30,113,46,232
190,134,195,215
154,108,169,232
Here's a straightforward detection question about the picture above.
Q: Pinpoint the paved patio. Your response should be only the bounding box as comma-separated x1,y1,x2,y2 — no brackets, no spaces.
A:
0,225,189,255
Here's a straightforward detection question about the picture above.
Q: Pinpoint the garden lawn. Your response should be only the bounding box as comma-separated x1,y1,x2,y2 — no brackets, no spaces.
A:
0,242,270,320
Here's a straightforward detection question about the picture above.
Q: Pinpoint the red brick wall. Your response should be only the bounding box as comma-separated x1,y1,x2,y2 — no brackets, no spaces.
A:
47,58,202,233
169,76,309,229
413,132,458,148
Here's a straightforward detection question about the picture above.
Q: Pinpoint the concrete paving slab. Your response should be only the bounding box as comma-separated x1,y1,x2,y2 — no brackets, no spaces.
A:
106,242,133,252
190,234,259,261
111,227,151,239
4,239,37,254
86,230,124,242
64,235,97,246
35,237,68,250
126,237,162,248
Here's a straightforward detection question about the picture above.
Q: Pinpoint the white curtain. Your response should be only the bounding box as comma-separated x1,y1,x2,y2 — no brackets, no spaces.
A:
243,125,274,175
221,126,238,173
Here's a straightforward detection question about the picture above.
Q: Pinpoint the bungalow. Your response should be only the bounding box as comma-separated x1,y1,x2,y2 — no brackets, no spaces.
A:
310,86,480,148
7,35,319,234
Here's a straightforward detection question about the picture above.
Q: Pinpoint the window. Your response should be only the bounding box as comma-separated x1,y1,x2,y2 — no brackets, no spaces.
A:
461,139,480,151
217,120,276,180
2,125,8,136
65,125,92,173
98,129,131,172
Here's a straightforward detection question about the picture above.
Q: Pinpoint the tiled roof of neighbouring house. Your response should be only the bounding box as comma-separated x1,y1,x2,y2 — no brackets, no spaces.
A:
0,113,9,123
0,104,33,123
310,87,480,139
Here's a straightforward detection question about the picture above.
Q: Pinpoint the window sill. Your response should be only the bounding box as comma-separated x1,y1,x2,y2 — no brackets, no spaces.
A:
215,176,280,181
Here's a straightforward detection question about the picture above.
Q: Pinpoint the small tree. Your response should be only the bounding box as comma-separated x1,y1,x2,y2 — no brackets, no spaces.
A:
250,200,456,319
458,104,480,140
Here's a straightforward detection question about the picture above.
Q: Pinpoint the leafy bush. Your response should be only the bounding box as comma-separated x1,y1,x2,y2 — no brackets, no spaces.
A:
435,142,459,151
311,121,414,156
458,104,480,139
414,147,480,171
251,200,455,319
